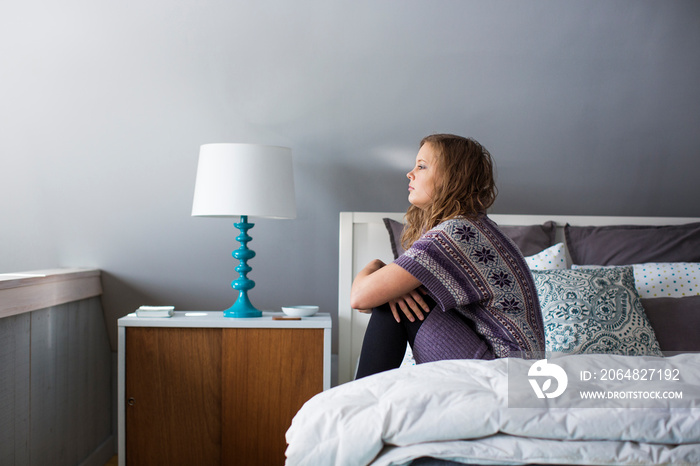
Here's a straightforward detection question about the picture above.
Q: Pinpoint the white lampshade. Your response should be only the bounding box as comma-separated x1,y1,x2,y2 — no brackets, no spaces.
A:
191,143,297,219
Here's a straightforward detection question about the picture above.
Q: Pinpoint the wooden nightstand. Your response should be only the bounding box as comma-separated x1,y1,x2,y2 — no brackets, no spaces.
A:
117,311,331,465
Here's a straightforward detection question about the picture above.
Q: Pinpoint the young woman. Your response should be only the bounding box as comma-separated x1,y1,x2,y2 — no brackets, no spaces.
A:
351,134,545,378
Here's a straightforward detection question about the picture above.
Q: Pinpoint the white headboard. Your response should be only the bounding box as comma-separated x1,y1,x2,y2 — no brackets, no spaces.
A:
337,212,700,385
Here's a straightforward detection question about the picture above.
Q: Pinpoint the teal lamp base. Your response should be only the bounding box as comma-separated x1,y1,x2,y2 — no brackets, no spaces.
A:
224,293,261,318
224,215,262,318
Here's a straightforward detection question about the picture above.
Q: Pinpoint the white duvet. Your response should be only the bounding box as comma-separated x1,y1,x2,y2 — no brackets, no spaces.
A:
286,354,700,465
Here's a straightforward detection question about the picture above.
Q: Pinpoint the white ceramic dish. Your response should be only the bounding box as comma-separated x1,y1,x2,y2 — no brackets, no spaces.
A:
281,305,319,317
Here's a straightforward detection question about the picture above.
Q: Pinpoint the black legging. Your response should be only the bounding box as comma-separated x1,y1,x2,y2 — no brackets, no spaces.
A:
355,295,436,379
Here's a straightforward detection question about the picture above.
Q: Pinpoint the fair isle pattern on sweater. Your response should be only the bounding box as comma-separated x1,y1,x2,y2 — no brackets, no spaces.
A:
395,216,545,358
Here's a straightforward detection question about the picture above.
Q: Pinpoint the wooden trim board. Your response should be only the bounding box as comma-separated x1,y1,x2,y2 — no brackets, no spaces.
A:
0,268,102,319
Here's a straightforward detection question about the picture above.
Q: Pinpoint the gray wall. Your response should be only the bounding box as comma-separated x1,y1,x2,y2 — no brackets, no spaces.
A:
2,0,699,352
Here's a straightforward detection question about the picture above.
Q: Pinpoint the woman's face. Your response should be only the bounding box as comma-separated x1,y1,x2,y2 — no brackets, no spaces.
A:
407,142,439,209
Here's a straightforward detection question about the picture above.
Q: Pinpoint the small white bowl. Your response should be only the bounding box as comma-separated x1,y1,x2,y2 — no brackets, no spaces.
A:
281,305,319,317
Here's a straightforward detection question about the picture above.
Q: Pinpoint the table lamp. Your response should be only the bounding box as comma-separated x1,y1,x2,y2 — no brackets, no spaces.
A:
192,143,297,317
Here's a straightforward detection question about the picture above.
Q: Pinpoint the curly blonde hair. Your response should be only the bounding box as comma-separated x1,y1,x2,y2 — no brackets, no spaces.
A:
402,134,497,249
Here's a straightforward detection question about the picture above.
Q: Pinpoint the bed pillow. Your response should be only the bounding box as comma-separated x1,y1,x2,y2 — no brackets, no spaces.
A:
572,262,700,298
640,296,700,352
499,221,556,256
383,218,407,259
525,243,567,270
532,267,662,356
572,262,700,353
565,222,700,266
383,218,556,259
633,262,700,298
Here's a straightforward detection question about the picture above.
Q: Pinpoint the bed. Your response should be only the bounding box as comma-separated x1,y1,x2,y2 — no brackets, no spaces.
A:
286,212,700,465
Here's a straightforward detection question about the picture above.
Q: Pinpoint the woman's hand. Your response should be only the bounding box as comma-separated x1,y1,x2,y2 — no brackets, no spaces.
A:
389,287,431,323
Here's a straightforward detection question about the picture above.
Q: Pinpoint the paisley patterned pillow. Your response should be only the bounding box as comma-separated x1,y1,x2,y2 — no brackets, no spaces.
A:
532,267,662,356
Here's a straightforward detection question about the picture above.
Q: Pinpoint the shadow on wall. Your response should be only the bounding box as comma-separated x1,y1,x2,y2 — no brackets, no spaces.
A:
100,271,158,351
298,157,410,214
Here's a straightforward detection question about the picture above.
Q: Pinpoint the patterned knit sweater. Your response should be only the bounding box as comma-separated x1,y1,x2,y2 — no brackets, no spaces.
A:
394,215,545,362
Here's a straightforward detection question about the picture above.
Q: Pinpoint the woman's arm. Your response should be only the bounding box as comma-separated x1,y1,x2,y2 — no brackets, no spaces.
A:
351,259,430,322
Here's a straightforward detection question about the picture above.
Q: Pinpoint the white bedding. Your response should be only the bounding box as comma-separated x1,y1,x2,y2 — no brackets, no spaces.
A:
286,354,700,465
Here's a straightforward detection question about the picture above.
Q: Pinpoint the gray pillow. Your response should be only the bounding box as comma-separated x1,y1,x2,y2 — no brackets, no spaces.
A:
383,218,555,259
499,221,556,256
565,222,700,266
383,218,407,259
641,296,700,353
